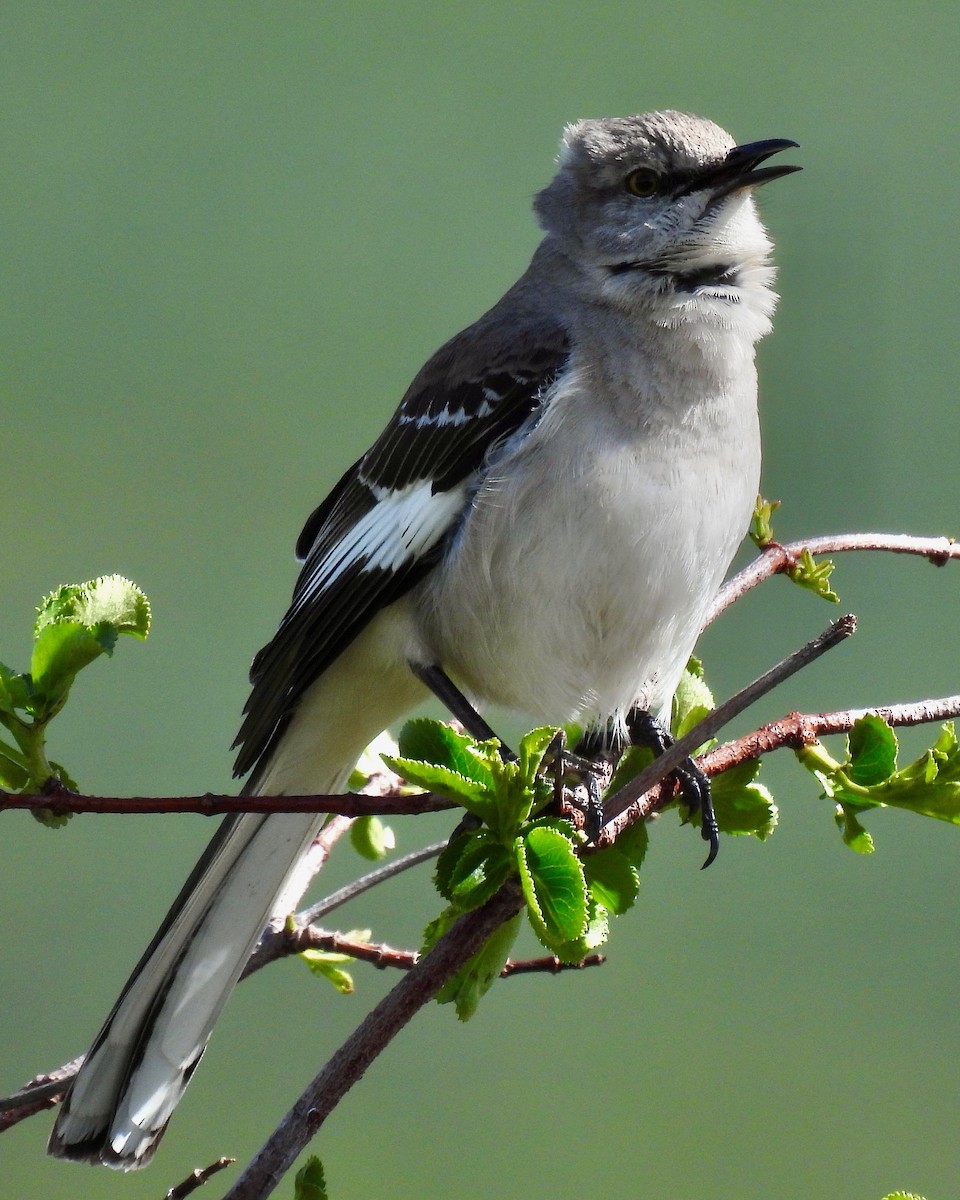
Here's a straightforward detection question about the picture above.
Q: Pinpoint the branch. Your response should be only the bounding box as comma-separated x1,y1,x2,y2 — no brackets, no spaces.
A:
220,884,527,1200
165,1157,236,1199
699,693,960,776
600,615,857,836
0,785,455,818
0,1057,83,1130
709,531,958,621
255,925,604,976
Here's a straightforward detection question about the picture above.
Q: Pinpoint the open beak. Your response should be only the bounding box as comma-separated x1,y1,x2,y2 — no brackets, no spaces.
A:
689,138,802,199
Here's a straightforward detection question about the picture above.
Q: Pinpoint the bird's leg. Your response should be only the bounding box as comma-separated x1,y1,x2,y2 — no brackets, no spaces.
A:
543,727,605,843
410,661,515,759
410,662,606,839
625,708,719,869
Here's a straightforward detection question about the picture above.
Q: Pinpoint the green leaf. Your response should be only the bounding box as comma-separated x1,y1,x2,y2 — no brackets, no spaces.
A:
300,948,359,995
881,1193,926,1200
517,726,561,789
551,895,610,962
516,825,588,956
847,715,898,786
583,846,639,915
29,576,151,716
434,832,475,901
381,753,498,822
293,1156,329,1200
614,818,650,871
0,664,31,715
749,495,780,547
35,575,151,641
447,840,515,911
711,760,779,840
835,804,875,854
421,906,458,955
397,718,497,789
786,548,840,603
29,622,105,712
436,911,522,1020
671,658,715,742
349,814,395,861
0,746,29,789
347,731,407,792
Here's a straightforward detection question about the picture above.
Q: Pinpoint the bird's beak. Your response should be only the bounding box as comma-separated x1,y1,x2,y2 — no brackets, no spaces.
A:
692,139,802,199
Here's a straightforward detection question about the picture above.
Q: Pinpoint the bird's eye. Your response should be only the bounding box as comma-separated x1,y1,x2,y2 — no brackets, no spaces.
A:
625,167,661,198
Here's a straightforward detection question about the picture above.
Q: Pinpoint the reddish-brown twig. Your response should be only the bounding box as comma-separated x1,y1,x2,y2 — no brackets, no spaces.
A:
709,531,958,622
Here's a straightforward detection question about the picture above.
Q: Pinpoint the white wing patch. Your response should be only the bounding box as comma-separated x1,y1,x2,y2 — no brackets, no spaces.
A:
399,399,495,429
297,479,468,603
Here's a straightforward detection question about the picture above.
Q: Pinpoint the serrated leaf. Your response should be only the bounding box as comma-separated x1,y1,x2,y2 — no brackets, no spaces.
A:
552,896,610,962
300,949,356,995
381,754,497,821
434,831,477,901
847,715,898,786
421,905,458,955
29,622,105,711
397,718,496,789
29,576,151,715
347,731,406,791
447,841,514,911
614,818,650,870
30,804,72,829
294,1156,329,1200
881,1192,926,1200
516,825,588,955
583,846,640,915
349,814,395,861
0,664,31,715
436,911,522,1020
711,760,779,839
35,575,151,640
517,725,561,789
672,661,715,741
835,804,875,854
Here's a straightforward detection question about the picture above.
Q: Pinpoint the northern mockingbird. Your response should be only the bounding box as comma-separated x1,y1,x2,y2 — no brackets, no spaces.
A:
48,110,799,1168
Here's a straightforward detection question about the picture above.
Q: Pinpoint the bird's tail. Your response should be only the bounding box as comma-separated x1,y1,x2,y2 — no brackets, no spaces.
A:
48,626,428,1169
47,806,333,1168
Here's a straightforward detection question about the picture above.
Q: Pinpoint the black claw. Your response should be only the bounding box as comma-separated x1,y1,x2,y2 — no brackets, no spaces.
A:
626,706,720,869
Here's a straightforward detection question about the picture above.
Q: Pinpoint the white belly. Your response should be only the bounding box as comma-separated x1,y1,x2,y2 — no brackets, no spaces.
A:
418,374,760,727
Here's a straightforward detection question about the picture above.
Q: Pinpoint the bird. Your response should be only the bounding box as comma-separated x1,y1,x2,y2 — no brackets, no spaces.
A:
48,109,799,1168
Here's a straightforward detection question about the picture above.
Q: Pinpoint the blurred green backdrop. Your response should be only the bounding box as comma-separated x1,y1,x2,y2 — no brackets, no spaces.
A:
2,4,958,1198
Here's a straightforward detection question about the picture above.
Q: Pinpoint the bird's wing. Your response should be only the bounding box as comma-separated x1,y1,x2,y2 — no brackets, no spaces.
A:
232,316,569,781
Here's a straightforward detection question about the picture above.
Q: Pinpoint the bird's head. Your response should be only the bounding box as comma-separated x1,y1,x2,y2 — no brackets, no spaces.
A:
534,110,800,317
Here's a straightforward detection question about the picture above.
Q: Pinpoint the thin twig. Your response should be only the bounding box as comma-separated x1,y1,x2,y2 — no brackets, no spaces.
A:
600,615,857,834
709,532,958,622
257,925,604,976
165,1157,236,1199
1,786,455,818
243,840,447,977
220,884,526,1200
0,1057,83,1126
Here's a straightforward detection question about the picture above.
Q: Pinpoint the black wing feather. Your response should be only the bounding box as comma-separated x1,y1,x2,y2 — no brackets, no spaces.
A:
233,312,569,783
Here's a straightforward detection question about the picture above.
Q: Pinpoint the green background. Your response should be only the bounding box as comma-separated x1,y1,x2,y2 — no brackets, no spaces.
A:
2,4,958,1198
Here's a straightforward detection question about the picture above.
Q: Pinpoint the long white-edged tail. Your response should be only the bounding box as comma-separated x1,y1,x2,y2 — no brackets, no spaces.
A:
48,616,427,1168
